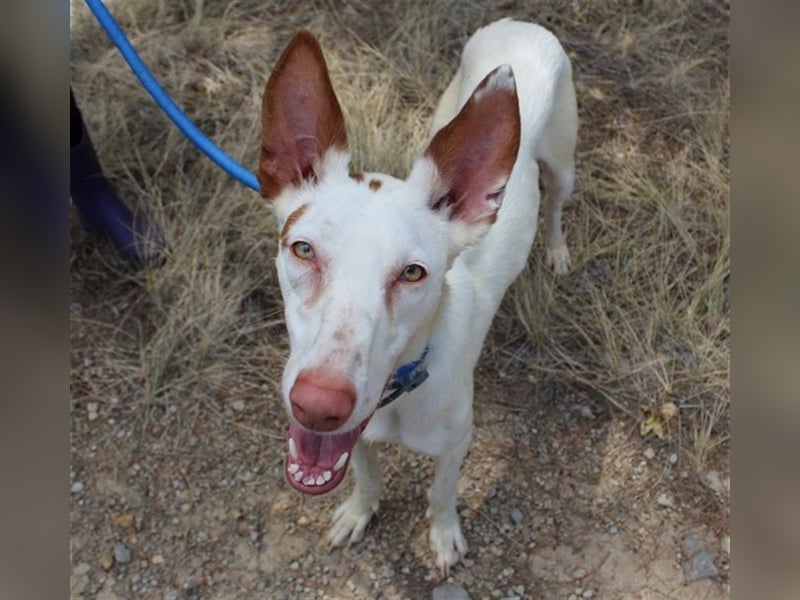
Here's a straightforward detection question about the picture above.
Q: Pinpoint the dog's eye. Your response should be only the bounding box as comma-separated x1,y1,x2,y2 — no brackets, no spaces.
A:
400,264,426,282
291,241,315,261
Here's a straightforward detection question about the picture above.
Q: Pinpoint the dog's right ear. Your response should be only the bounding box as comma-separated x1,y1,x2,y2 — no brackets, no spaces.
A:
258,31,348,200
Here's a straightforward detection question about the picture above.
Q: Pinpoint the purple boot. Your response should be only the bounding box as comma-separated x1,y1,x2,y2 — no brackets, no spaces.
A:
70,91,163,265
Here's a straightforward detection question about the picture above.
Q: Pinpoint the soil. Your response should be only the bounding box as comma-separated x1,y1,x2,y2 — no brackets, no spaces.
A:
70,252,729,599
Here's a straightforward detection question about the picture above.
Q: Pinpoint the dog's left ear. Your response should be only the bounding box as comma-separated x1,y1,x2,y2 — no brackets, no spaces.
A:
258,31,348,200
411,65,520,250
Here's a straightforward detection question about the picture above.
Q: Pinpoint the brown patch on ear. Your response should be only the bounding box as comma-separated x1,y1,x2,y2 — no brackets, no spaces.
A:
425,65,520,225
280,203,310,245
368,179,382,191
258,31,348,199
349,172,364,182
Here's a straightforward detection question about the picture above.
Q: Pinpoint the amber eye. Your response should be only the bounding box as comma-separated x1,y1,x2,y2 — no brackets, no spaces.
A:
401,264,426,282
291,241,315,261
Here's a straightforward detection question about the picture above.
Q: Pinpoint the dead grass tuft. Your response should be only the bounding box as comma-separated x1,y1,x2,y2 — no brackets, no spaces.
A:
70,1,728,474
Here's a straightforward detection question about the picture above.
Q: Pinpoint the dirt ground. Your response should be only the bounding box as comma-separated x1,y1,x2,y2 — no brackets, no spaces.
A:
70,287,729,598
70,1,729,598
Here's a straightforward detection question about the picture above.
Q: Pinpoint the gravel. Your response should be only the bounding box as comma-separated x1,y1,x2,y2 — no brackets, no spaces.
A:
113,542,132,564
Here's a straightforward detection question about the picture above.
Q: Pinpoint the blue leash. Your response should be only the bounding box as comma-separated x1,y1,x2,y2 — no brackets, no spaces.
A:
84,0,261,192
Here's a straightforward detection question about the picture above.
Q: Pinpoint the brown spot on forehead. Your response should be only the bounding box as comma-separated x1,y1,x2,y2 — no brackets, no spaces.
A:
368,178,383,191
280,203,310,245
350,172,364,182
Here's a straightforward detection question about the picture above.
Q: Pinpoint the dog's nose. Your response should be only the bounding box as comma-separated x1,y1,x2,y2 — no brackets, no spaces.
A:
290,374,355,432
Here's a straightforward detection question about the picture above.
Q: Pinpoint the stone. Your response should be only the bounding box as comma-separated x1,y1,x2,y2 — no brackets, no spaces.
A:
509,508,524,525
432,583,471,600
681,533,719,582
113,542,132,564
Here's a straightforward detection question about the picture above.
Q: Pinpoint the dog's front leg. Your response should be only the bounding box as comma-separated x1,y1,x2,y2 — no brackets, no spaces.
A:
426,430,471,576
327,439,382,547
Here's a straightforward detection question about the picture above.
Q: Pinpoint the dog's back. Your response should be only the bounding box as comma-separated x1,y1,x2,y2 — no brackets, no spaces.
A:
432,18,578,340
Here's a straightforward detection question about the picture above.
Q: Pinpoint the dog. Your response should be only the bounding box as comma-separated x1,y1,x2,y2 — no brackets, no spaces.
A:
256,18,577,574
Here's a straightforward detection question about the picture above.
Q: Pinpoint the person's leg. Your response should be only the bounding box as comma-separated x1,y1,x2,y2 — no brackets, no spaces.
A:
70,89,163,264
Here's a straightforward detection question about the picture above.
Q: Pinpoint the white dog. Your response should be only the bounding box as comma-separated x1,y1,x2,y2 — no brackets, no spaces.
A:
256,18,577,574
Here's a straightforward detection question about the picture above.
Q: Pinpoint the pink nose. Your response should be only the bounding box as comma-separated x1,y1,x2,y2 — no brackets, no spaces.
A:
290,374,355,432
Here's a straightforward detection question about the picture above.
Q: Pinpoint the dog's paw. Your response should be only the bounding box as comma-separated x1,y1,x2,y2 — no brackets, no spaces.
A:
327,493,378,547
546,243,571,275
429,517,467,577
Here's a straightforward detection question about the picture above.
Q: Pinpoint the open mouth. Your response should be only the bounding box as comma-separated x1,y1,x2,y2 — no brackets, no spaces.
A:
284,415,372,495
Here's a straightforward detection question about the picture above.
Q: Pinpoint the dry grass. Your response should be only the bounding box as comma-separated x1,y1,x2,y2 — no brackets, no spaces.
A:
70,1,729,473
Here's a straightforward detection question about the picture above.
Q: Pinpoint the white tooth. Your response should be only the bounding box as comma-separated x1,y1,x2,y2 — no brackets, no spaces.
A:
303,476,315,486
316,475,325,485
333,452,349,472
323,470,332,482
288,463,299,474
294,470,304,482
288,438,298,460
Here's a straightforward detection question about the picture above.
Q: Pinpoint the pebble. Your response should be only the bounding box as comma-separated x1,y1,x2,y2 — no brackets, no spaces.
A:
70,481,84,494
297,515,311,526
100,554,114,571
573,568,586,579
490,545,504,557
656,492,675,508
432,583,471,600
643,447,655,460
583,590,595,598
509,508,524,525
113,542,132,564
609,525,618,535
681,533,719,582
151,554,165,565
721,534,730,557
74,562,91,576
232,400,245,411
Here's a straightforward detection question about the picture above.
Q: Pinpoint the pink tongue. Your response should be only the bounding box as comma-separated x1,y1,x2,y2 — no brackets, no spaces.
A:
288,421,362,468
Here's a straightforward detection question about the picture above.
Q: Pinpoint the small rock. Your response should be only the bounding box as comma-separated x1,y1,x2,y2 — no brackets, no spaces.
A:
164,592,179,600
573,567,586,579
113,542,132,564
88,411,99,422
180,503,191,513
681,533,719,582
232,400,245,411
721,534,730,557
70,481,84,494
669,453,678,465
100,554,114,571
86,402,98,414
111,513,136,529
490,545,503,557
609,525,618,535
74,562,91,576
582,590,595,598
579,406,594,419
656,492,675,508
509,508,524,525
151,554,165,565
297,515,311,527
432,583,471,600
643,447,656,460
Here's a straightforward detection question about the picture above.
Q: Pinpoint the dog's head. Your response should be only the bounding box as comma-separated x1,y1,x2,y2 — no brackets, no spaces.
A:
258,31,520,495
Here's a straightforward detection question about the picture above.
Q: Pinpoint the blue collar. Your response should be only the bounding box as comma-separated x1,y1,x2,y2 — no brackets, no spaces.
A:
378,346,430,409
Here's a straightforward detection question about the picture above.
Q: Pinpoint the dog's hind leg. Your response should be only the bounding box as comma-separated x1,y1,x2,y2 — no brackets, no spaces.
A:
538,70,577,275
427,430,471,576
327,440,383,546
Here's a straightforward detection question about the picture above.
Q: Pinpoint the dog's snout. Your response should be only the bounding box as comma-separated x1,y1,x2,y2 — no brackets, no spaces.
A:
290,374,355,432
